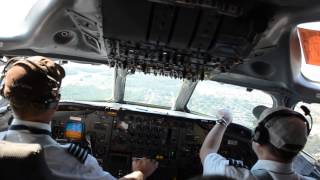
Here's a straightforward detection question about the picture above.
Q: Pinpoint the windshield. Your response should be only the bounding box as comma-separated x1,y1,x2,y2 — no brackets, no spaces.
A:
188,81,274,128
60,62,114,101
124,72,183,107
295,102,320,160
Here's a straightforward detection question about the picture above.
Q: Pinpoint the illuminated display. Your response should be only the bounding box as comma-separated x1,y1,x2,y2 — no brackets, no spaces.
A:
65,117,83,140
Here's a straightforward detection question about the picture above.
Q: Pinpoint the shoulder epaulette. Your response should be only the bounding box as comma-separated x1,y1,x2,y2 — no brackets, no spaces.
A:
228,158,249,169
67,143,89,164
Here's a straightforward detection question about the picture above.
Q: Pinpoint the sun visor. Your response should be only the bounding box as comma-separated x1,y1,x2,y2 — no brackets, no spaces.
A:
298,27,320,66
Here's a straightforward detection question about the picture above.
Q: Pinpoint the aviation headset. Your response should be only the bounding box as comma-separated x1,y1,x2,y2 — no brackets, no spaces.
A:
0,56,65,109
252,107,312,145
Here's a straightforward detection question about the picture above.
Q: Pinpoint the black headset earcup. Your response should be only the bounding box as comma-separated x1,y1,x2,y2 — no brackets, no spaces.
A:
253,126,261,142
0,81,4,97
253,125,269,144
44,93,60,109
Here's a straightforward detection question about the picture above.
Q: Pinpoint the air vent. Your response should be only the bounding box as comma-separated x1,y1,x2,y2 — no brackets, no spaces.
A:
53,31,75,45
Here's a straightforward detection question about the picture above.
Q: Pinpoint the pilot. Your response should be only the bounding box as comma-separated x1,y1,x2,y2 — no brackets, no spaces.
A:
199,107,315,180
0,56,158,180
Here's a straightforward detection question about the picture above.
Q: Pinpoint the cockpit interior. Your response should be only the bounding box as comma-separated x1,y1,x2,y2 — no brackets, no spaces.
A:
0,0,320,179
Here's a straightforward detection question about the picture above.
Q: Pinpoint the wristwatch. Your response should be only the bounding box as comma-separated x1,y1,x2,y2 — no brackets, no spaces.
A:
216,118,228,127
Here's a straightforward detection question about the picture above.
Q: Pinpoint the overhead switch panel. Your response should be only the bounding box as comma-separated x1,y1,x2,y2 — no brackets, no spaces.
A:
102,0,273,80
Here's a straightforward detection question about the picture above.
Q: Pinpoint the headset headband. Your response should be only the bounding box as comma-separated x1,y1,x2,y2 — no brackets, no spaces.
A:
260,108,311,135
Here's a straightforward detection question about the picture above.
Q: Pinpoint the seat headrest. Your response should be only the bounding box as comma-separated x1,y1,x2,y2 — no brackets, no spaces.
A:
0,140,42,159
0,140,56,180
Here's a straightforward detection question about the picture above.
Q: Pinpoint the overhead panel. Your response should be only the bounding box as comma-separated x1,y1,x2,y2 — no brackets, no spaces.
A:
102,0,273,80
148,4,176,45
189,9,220,51
102,0,150,42
169,7,198,49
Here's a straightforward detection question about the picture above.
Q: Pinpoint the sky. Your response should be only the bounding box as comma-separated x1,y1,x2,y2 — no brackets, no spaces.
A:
0,0,38,26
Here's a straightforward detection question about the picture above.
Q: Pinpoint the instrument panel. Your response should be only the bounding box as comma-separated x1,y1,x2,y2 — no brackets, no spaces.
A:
52,105,257,180
0,102,318,179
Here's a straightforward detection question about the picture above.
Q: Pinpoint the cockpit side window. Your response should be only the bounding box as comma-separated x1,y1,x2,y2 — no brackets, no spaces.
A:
294,102,320,160
187,81,273,128
297,23,320,82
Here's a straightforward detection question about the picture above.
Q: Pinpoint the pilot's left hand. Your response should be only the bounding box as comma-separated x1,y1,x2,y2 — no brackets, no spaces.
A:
132,157,158,179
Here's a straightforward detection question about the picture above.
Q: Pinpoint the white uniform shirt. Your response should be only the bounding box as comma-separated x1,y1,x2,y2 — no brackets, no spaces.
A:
203,153,315,180
0,119,116,180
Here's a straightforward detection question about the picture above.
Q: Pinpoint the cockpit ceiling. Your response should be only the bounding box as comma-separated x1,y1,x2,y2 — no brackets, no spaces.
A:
2,0,320,102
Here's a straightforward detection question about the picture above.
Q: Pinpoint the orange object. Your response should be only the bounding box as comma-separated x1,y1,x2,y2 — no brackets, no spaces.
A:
65,131,82,140
298,27,320,66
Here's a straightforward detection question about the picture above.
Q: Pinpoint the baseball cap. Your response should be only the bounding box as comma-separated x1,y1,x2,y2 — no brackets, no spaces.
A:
1,56,65,102
253,105,308,153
